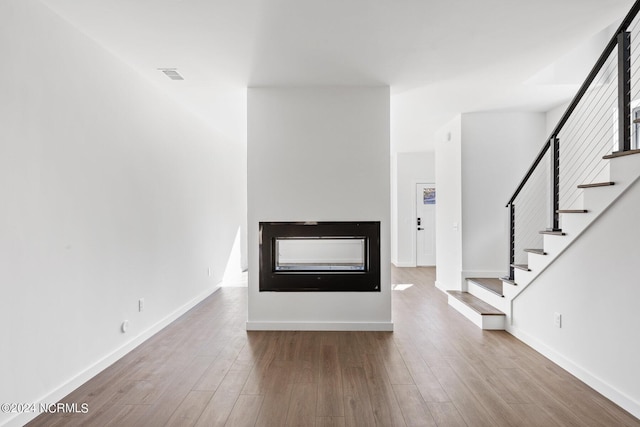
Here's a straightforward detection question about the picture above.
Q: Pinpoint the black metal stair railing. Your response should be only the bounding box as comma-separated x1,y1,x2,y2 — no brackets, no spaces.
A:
504,0,640,281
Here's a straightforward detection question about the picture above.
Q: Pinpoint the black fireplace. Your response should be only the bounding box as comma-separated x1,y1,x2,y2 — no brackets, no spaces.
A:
259,221,381,292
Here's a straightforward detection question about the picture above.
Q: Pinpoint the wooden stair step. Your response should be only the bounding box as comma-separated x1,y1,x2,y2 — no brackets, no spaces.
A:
446,291,505,330
577,182,614,189
511,264,531,271
557,209,588,213
447,291,504,315
524,248,546,255
540,230,566,236
467,277,503,297
603,149,640,159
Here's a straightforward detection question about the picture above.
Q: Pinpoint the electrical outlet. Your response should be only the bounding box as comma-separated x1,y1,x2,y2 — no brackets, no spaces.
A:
554,312,562,328
138,298,145,312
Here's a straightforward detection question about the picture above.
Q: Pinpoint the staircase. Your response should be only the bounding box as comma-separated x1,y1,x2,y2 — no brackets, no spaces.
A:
449,150,640,330
447,0,640,330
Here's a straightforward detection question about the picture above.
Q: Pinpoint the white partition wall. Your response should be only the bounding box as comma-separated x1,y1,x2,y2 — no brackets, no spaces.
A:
434,116,463,291
247,87,392,331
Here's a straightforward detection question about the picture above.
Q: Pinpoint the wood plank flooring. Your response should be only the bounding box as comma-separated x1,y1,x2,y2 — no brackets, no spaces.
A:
26,267,639,426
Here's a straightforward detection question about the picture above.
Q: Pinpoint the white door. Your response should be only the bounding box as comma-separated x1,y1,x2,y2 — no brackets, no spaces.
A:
416,183,436,266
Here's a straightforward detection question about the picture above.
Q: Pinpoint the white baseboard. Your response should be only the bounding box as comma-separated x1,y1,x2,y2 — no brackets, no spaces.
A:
435,280,449,293
3,285,222,427
507,325,640,420
246,321,394,331
392,262,416,268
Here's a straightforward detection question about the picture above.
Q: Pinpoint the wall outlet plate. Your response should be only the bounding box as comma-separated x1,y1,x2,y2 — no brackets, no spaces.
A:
554,312,562,328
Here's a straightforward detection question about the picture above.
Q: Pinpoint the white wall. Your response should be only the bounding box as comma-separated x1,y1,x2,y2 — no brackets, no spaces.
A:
510,178,640,419
435,113,545,291
0,2,245,426
461,112,545,277
247,87,391,330
391,153,398,265
435,116,462,291
546,101,570,136
392,152,435,267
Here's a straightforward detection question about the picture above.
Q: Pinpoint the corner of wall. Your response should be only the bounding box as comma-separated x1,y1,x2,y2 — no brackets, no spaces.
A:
434,115,463,293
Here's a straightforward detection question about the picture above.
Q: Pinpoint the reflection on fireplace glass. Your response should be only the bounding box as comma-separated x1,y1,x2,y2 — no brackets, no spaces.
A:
275,238,366,271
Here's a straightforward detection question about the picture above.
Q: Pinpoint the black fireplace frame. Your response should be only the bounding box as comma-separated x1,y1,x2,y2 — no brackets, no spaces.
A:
259,221,381,292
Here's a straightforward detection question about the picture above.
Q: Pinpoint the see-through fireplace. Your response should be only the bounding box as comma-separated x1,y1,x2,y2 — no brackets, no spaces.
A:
259,221,380,292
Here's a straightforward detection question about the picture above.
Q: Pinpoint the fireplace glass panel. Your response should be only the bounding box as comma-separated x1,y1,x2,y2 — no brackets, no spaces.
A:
275,238,366,271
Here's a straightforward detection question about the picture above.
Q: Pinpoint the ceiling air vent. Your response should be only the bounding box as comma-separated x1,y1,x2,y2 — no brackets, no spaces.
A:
158,68,184,81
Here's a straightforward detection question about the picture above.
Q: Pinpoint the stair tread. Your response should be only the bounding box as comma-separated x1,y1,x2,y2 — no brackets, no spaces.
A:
577,181,614,189
447,291,505,316
511,264,531,271
557,209,588,213
524,248,547,255
603,149,640,159
540,230,566,236
467,277,503,296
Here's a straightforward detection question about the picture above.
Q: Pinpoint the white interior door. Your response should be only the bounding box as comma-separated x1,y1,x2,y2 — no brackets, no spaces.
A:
416,183,436,266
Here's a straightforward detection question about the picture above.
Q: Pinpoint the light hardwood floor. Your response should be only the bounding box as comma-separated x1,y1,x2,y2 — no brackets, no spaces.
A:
27,267,639,426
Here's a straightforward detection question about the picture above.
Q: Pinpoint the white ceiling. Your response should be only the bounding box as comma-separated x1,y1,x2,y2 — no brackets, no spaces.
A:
40,0,635,152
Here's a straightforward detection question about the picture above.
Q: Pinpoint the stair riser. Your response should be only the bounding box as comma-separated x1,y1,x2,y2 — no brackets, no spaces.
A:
467,282,508,313
526,253,549,274
447,295,505,330
558,211,596,236
514,268,534,287
541,233,571,257
502,285,519,301
609,152,640,184
582,185,624,213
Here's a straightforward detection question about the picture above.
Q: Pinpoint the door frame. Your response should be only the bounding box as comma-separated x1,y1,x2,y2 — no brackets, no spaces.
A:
414,181,436,267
